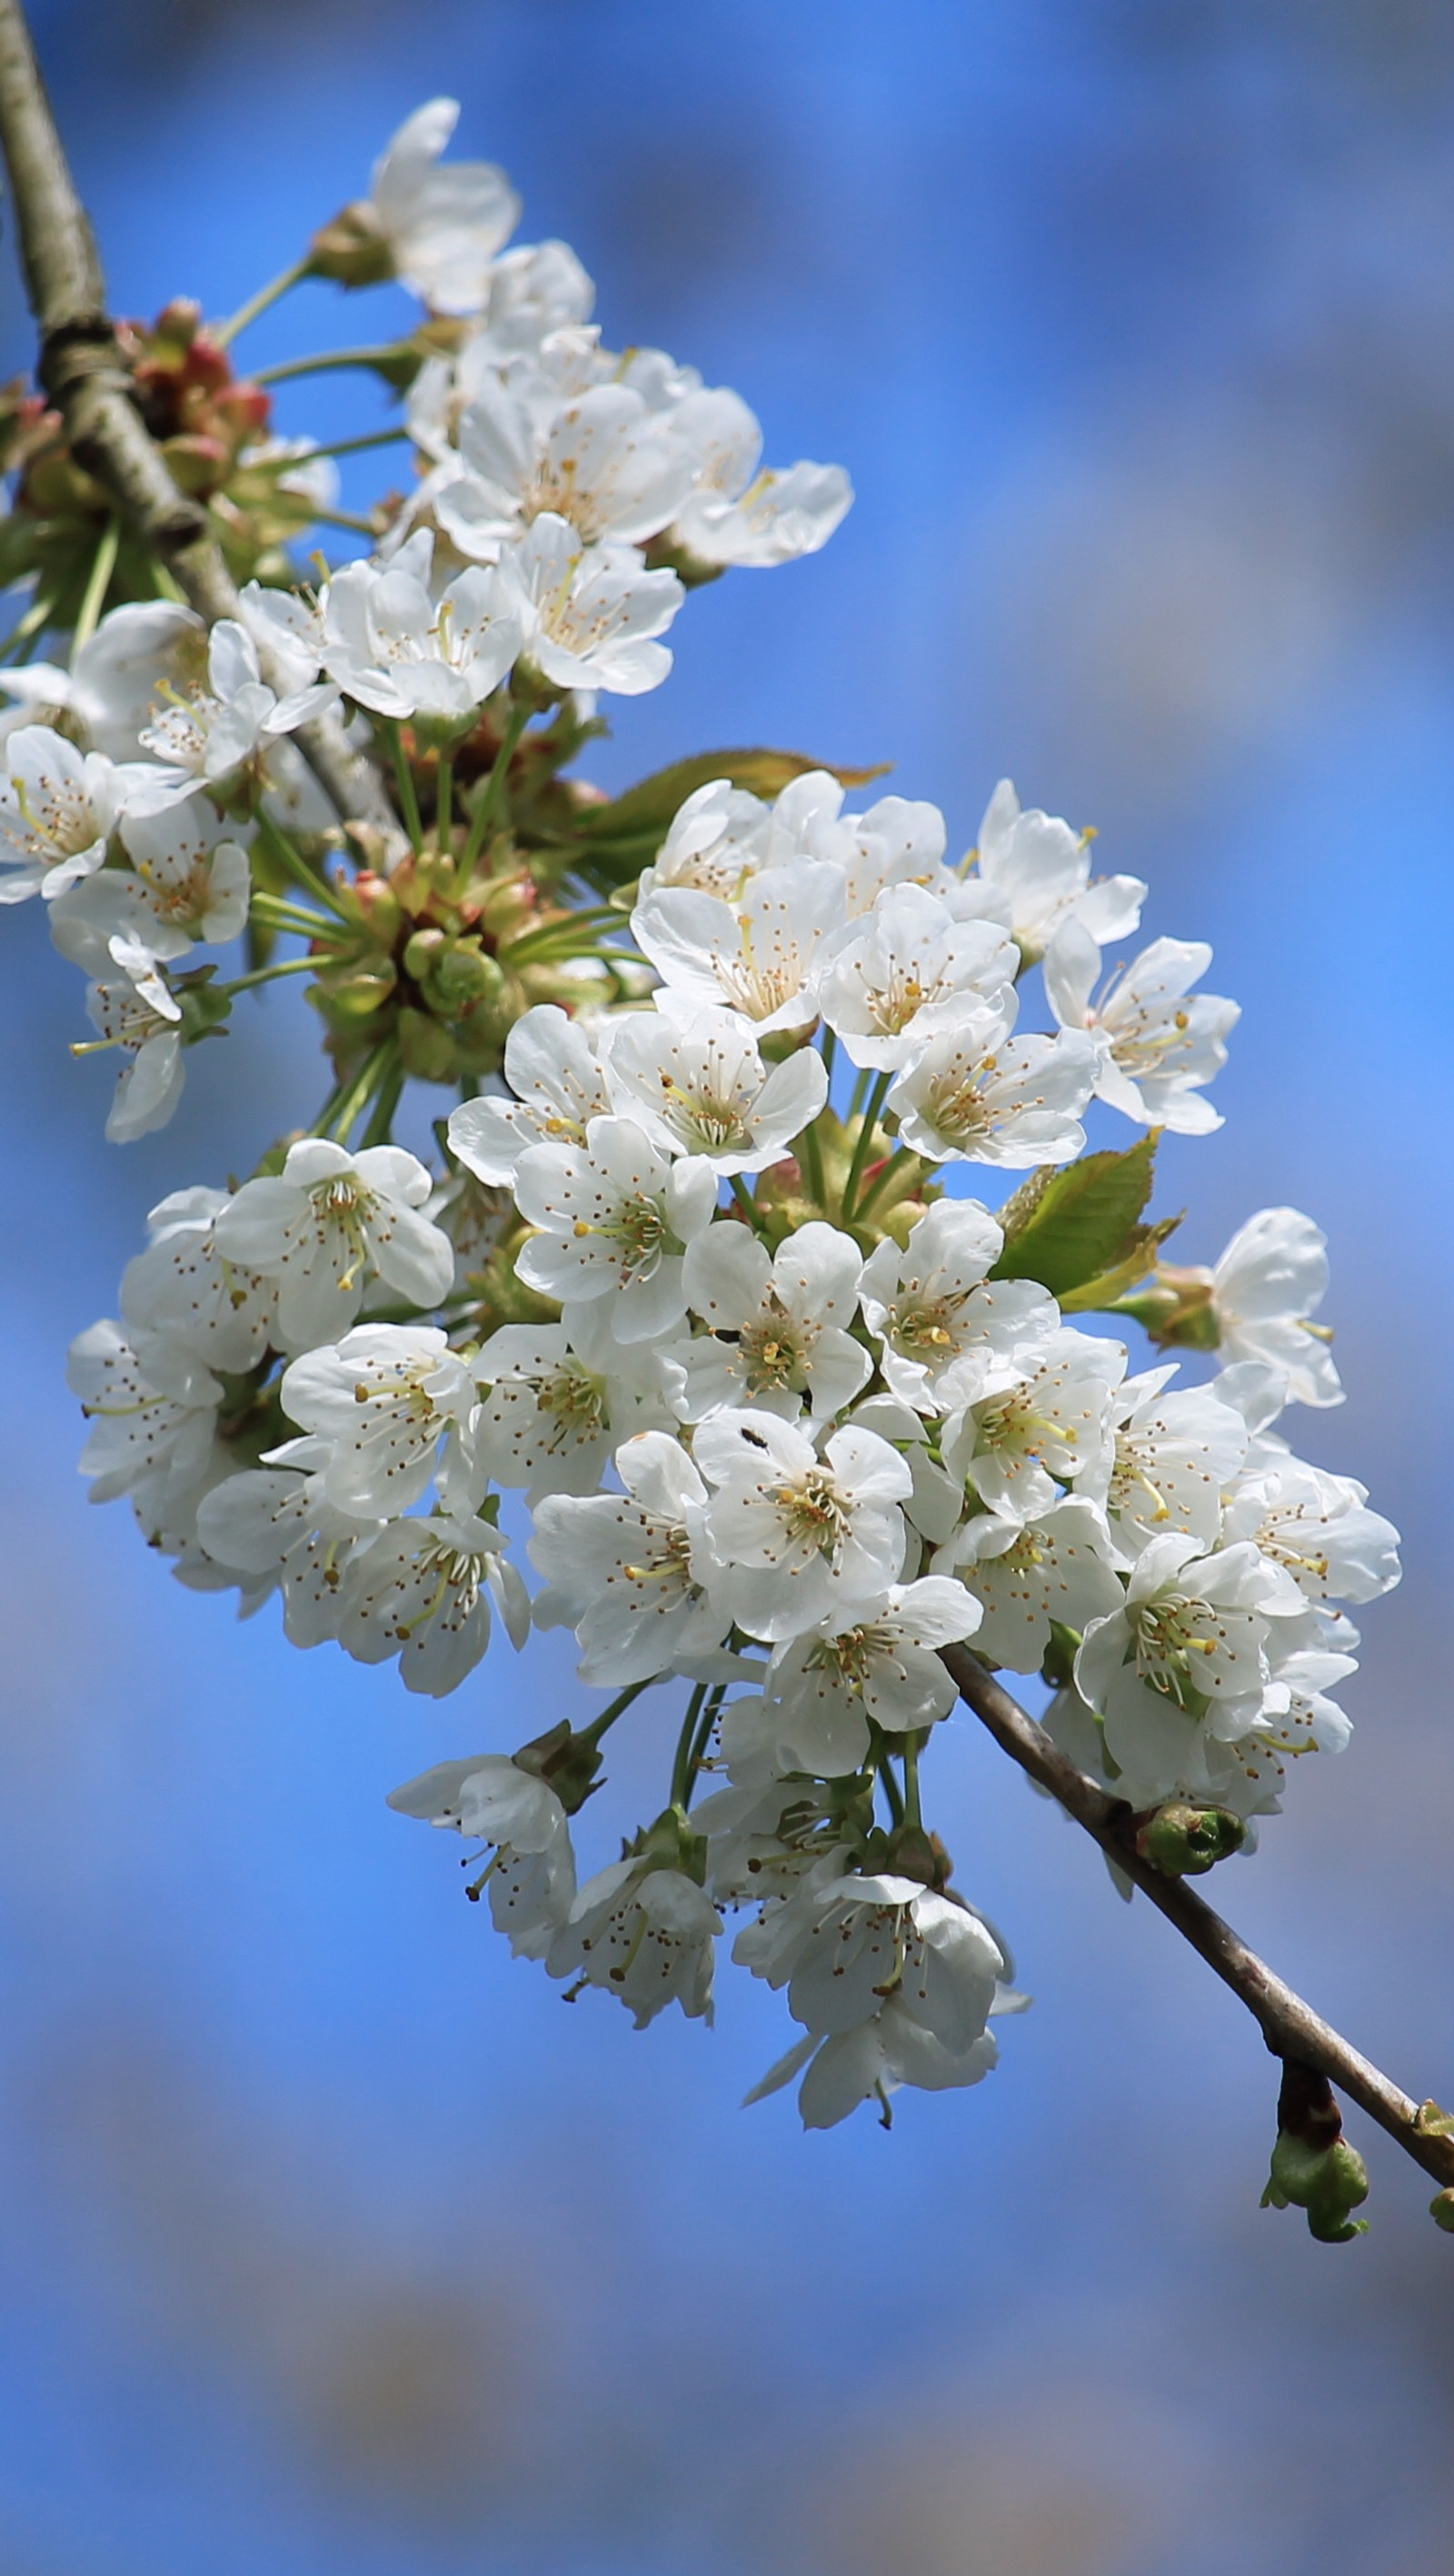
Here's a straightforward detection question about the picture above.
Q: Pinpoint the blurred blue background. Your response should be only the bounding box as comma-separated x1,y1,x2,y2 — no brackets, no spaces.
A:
2,2,1453,2569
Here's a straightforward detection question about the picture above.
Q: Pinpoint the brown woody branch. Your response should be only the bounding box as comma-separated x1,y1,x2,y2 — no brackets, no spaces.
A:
941,1645,1454,2199
0,0,392,829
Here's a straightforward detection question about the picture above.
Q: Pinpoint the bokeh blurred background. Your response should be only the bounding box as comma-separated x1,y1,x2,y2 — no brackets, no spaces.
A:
2,2,1453,2569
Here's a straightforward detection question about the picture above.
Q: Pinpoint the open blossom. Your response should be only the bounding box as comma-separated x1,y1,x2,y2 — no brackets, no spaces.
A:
0,723,134,900
83,934,185,1143
1104,1368,1248,1561
859,1200,1055,1416
694,1409,911,1641
388,1755,575,1960
941,1328,1125,1524
530,1429,728,1685
680,1218,871,1423
447,1003,614,1188
69,1318,220,1517
471,1304,686,1503
122,1185,275,1375
358,99,521,313
323,531,523,725
134,617,327,805
666,384,851,569
277,1325,477,1517
194,1457,378,1647
604,998,827,1173
1075,1532,1306,1793
435,379,696,560
1043,923,1240,1133
953,778,1146,961
513,1115,717,1341
819,885,1016,1069
886,1009,1098,1168
634,776,774,900
1222,1453,1400,1611
548,1855,721,2025
764,1577,983,1775
1211,1208,1343,1407
334,1507,529,1696
497,511,683,695
939,1497,1123,1673
632,861,845,1033
214,1140,454,1354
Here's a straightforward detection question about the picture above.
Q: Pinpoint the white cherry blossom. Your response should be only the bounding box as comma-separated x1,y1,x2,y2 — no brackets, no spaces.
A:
694,1409,911,1641
1104,1367,1248,1561
436,379,695,559
52,801,250,970
513,1115,717,1340
0,724,133,900
133,617,327,807
323,531,523,726
666,384,851,569
194,1457,377,1648
764,1577,983,1775
497,511,683,695
388,1755,576,1959
1210,1208,1343,1407
679,1218,871,1423
953,778,1146,961
859,1200,1056,1415
939,1496,1123,1674
334,1507,529,1696
83,934,185,1143
1043,922,1240,1134
634,777,773,900
529,1429,727,1685
471,1304,686,1503
215,1140,453,1353
604,997,827,1173
886,1009,1098,1168
122,1185,275,1375
364,99,521,313
277,1324,477,1516
1075,1532,1306,1792
69,1315,220,1519
819,884,1016,1070
631,861,845,1033
548,1856,720,2025
940,1327,1125,1525
447,1002,614,1187
1223,1454,1400,1610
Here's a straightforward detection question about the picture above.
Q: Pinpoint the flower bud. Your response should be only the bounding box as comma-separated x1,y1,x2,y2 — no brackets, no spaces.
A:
1429,2190,1454,2233
1135,1801,1246,1877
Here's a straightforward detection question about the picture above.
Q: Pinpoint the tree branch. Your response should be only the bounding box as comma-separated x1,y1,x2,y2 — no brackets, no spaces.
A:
940,1644,1454,2195
0,0,393,831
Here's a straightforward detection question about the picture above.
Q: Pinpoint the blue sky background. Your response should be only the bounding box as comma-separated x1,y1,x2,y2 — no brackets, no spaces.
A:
2,4,1453,2571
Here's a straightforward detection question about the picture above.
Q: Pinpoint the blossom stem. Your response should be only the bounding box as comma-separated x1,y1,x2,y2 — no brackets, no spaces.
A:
386,721,425,854
436,756,453,852
219,954,319,997
2,585,57,654
820,1027,837,1083
247,891,345,942
247,425,411,472
669,1686,709,1811
801,1111,827,1211
359,1051,404,1147
324,1039,396,1144
253,808,350,918
729,1173,769,1236
213,257,313,349
251,342,413,388
313,506,382,537
875,1740,905,1828
69,512,119,660
939,1646,1454,2200
852,1144,921,1223
841,1071,892,1221
462,701,530,869
901,1730,924,1830
579,1676,657,1746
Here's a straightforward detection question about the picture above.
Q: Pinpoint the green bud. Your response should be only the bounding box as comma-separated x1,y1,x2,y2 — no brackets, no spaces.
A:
1136,1801,1246,1877
1429,2190,1454,2233
314,963,396,1023
396,1005,460,1083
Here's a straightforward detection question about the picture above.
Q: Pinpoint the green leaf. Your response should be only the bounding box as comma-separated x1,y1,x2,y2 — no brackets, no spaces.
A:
573,748,891,882
991,1135,1161,1298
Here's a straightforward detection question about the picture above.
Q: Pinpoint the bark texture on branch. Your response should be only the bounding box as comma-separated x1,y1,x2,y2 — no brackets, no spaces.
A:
0,0,392,829
941,1645,1454,2195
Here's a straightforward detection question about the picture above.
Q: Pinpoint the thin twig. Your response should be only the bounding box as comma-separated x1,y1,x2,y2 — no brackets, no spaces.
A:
0,0,393,832
939,1645,1454,2195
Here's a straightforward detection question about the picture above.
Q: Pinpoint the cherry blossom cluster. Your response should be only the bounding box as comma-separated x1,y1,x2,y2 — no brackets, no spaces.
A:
5,100,1399,2131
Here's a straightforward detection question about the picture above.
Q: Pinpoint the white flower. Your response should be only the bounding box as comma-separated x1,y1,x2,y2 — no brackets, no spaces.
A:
529,1428,728,1685
0,723,131,900
513,1114,717,1340
277,1324,477,1517
447,1002,614,1187
1210,1208,1343,1407
604,998,826,1173
1075,1532,1306,1792
819,885,1016,1069
1223,1454,1400,1609
764,1577,983,1775
635,777,773,900
886,1009,1098,1167
666,384,852,568
694,1409,911,1641
69,1318,220,1515
215,1141,453,1354
1104,1367,1249,1561
435,379,696,560
366,100,521,314
121,1185,276,1374
11,601,204,760
322,532,523,726
941,1327,1125,1524
52,800,251,971
134,618,327,805
939,1497,1122,1674
471,1303,686,1502
387,1754,575,1959
237,579,330,697
679,1218,871,1422
1043,923,1240,1133
1260,1637,1359,1760
953,778,1146,961
548,1855,720,2025
194,1457,377,1647
632,861,845,1033
334,1507,528,1696
83,934,185,1143
859,1200,1055,1415
496,512,683,695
